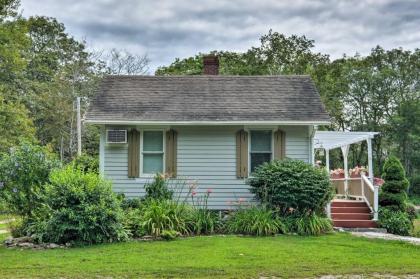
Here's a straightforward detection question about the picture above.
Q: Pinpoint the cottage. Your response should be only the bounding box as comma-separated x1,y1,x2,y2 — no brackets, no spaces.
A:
85,56,330,209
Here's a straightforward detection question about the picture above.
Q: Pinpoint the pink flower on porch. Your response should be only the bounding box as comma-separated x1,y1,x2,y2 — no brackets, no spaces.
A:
374,177,385,186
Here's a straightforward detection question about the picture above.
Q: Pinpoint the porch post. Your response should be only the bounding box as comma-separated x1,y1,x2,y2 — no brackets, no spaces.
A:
325,149,330,173
367,137,373,184
341,145,350,197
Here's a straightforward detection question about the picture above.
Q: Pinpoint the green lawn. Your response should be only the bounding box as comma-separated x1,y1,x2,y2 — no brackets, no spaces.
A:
0,233,419,278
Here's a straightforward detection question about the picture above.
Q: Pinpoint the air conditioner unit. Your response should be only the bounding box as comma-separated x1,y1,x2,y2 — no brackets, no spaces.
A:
106,129,127,144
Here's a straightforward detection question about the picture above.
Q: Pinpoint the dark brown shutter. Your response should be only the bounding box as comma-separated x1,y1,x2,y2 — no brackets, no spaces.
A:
165,129,177,178
274,129,286,160
128,129,140,178
236,130,248,178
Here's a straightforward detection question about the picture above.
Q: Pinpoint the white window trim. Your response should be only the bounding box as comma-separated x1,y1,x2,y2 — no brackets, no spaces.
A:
140,129,166,178
247,129,275,176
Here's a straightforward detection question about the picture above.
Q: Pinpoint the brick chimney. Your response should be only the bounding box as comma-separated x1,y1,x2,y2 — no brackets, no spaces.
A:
203,55,219,75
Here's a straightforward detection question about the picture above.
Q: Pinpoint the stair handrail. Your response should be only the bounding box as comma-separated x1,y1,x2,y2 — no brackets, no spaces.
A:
361,172,379,220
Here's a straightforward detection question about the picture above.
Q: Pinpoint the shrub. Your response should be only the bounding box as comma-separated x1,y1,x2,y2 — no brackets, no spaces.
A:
161,230,180,240
406,203,418,221
30,167,128,245
379,156,409,211
7,217,25,238
284,213,333,236
118,193,143,210
123,208,145,238
189,209,220,235
188,189,220,235
226,206,286,236
409,175,420,196
70,154,99,174
378,208,413,236
140,199,191,237
0,143,60,219
248,159,333,214
144,174,173,201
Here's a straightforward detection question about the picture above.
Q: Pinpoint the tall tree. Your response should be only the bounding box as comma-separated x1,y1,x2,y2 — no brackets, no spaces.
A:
106,48,149,75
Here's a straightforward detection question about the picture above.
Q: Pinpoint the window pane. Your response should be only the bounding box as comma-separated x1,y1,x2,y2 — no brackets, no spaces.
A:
250,153,271,172
143,131,163,151
251,131,272,152
143,154,163,174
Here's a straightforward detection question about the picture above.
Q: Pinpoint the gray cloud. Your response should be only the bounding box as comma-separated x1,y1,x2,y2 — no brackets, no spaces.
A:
21,0,420,73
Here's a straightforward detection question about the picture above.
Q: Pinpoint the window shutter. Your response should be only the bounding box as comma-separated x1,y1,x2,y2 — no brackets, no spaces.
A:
165,129,177,178
236,130,248,178
274,129,286,160
128,129,140,178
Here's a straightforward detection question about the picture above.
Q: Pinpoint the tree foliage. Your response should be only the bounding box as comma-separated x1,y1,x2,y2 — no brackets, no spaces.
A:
0,143,60,218
157,34,420,178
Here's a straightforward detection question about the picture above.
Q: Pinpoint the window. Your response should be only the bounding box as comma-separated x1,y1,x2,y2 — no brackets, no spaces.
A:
250,130,272,173
142,131,164,175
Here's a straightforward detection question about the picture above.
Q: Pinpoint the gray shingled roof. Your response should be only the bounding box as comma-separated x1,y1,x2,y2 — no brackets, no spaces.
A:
85,75,330,123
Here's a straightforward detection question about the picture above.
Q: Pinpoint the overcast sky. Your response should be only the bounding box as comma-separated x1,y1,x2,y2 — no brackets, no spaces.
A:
20,0,420,73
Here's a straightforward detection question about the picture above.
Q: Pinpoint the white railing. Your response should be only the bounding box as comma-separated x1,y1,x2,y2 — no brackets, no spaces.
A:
361,173,379,220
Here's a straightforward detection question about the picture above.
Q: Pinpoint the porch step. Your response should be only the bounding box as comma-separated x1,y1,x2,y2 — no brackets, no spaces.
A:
333,220,377,228
331,201,367,208
331,206,371,213
331,200,377,228
331,213,372,220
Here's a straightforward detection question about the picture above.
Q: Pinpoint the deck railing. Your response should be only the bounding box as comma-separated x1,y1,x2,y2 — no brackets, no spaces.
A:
361,173,379,220
328,173,379,220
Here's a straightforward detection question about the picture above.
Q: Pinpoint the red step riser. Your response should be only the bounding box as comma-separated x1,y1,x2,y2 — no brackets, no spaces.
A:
331,202,367,208
333,220,377,228
331,207,371,214
332,213,372,220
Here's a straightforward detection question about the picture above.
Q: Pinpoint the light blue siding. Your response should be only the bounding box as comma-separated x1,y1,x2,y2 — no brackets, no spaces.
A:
101,125,312,209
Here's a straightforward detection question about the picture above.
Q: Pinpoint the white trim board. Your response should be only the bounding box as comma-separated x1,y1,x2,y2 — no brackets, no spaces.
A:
85,120,330,126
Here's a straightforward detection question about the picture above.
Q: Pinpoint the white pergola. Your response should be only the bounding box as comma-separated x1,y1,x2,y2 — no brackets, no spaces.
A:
313,131,379,183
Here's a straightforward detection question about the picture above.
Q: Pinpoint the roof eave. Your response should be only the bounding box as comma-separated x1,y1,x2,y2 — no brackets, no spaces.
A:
84,120,331,126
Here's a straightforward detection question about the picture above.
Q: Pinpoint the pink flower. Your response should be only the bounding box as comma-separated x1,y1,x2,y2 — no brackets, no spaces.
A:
238,198,245,203
206,188,213,194
192,191,197,196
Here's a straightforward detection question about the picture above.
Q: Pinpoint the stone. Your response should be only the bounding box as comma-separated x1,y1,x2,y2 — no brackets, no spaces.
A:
14,236,33,243
17,242,34,248
47,243,60,249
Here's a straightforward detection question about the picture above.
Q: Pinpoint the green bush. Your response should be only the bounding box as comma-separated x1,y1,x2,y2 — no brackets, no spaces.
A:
248,159,333,214
378,208,413,236
379,156,410,211
144,174,173,201
30,167,128,245
409,175,420,195
406,203,418,221
123,208,145,238
7,217,25,238
161,230,180,240
70,154,99,174
189,209,220,235
284,213,333,236
0,143,60,219
118,193,143,210
140,199,191,237
226,206,286,236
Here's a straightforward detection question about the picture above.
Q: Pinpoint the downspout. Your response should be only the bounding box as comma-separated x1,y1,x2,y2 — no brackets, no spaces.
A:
310,125,317,165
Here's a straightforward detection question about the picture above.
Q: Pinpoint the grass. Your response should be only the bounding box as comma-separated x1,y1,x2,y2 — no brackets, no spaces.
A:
0,233,419,278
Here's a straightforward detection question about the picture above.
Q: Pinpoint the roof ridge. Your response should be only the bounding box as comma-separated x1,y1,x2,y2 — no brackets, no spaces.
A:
104,74,311,78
